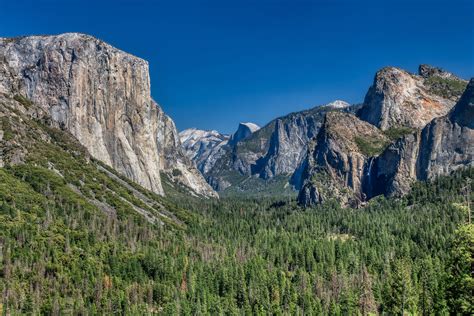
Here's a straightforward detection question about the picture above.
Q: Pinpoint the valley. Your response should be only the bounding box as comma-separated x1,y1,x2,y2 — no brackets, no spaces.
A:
0,32,472,314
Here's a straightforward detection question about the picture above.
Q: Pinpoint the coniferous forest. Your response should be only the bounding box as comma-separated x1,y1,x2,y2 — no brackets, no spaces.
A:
0,118,472,314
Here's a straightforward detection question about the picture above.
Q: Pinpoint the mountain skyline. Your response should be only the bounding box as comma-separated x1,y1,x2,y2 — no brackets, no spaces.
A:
1,17,472,313
1,0,473,133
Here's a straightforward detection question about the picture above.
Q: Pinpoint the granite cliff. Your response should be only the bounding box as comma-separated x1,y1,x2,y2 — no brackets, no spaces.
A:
368,78,474,198
357,65,467,130
297,111,388,207
0,33,216,197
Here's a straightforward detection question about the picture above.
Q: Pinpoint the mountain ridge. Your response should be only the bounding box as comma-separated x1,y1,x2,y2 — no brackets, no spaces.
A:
181,64,472,207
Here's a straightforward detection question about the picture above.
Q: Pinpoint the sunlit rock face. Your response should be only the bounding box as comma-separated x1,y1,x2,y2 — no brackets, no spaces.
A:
357,66,467,130
0,33,217,197
370,78,474,198
228,122,260,147
183,101,354,192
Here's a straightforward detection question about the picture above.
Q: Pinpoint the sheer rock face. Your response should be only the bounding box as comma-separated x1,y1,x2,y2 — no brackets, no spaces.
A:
253,101,352,180
370,78,474,197
297,112,388,207
357,66,466,130
228,122,260,146
0,33,216,197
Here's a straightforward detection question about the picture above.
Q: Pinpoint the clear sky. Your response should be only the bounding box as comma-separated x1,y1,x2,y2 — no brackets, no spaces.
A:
1,0,473,133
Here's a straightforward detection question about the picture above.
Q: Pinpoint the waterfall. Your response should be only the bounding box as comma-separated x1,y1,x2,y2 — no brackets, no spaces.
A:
366,157,374,176
365,157,375,199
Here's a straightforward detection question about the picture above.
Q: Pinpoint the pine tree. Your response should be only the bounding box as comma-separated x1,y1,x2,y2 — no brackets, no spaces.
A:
446,224,474,314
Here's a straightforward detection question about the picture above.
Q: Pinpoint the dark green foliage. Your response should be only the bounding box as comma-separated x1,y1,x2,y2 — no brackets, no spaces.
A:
355,127,415,157
0,116,14,141
0,161,472,314
446,224,474,314
171,168,182,177
355,136,389,156
383,126,414,141
220,175,296,198
425,76,468,99
13,94,33,109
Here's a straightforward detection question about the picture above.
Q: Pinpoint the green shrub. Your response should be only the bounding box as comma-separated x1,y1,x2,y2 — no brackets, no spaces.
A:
13,94,33,109
1,117,14,141
355,136,389,156
383,126,414,141
425,77,467,99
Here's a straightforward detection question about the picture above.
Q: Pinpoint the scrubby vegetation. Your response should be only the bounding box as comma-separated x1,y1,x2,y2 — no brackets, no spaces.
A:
354,136,389,157
383,126,414,141
220,175,295,198
0,117,13,141
355,126,414,157
425,76,467,99
13,94,33,109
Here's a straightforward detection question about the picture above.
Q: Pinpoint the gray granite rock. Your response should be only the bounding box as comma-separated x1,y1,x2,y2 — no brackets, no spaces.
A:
0,33,216,197
357,66,466,130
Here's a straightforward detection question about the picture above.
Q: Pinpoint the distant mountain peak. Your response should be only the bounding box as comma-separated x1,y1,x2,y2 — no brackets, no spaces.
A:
228,122,260,146
179,128,226,143
239,122,260,132
326,100,350,109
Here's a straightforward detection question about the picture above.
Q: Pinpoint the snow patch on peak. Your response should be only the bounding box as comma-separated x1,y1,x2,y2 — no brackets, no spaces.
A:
179,128,226,144
326,100,350,109
179,128,229,175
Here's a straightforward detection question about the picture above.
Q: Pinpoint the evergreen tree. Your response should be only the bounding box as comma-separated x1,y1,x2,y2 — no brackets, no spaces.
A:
446,224,474,314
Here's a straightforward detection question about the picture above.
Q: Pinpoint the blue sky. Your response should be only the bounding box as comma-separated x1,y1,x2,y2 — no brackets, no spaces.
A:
1,0,473,133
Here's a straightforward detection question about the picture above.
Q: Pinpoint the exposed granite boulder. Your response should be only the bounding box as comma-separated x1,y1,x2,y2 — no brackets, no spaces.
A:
357,66,467,130
0,33,217,198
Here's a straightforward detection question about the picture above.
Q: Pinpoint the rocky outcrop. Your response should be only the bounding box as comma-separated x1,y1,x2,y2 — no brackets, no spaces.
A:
228,122,260,146
357,66,467,130
297,112,388,207
369,78,474,198
0,33,216,197
254,101,351,180
179,128,229,174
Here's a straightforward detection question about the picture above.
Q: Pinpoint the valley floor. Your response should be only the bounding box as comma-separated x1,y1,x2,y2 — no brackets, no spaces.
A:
0,164,473,314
